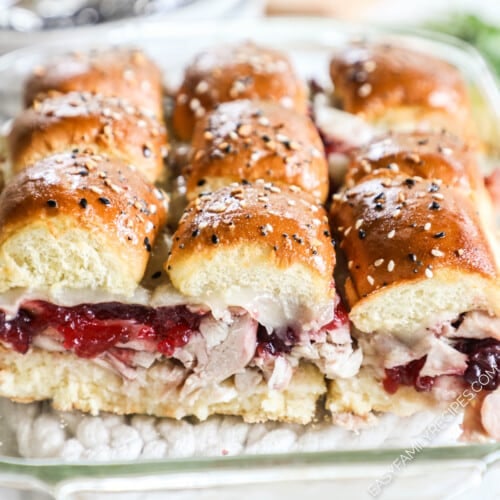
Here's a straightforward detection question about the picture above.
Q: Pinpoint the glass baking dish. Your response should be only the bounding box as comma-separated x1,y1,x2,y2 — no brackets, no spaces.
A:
0,16,498,500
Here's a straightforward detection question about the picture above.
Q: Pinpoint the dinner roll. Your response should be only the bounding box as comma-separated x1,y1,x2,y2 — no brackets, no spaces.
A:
167,181,334,327
187,99,328,202
0,152,167,296
329,43,473,141
331,172,500,337
172,42,307,141
8,91,168,183
24,48,164,119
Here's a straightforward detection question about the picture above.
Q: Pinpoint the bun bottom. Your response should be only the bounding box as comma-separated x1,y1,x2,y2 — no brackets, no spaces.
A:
326,368,444,418
0,346,325,424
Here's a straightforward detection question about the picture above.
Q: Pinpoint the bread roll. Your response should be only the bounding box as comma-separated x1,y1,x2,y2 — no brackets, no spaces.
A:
24,48,164,119
167,181,335,328
172,42,307,141
0,346,325,424
8,91,168,183
0,152,167,296
331,171,500,336
187,99,328,202
329,43,473,141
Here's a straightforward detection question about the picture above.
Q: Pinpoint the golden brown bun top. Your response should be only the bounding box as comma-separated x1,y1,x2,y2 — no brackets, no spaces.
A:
168,180,334,277
8,91,168,183
0,151,168,254
172,41,307,141
345,131,482,192
24,48,164,118
331,172,498,302
329,43,469,120
187,99,328,202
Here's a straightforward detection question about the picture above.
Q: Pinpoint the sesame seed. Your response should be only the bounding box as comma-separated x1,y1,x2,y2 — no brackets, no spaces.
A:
192,229,200,238
429,182,440,193
387,230,395,239
46,199,58,208
387,260,395,272
429,201,441,210
348,260,354,270
358,229,366,239
425,267,434,279
408,253,417,262
367,275,375,286
89,186,103,195
287,199,296,206
237,124,252,137
355,219,364,230
79,198,88,209
424,222,431,231
358,83,372,97
456,248,464,257
388,163,399,173
392,208,401,218
151,271,162,279
142,145,151,158
195,80,209,94
432,193,444,200
144,237,152,252
431,249,445,257
98,197,111,206
211,234,219,244
404,178,415,188
433,231,446,239
374,258,384,267
344,226,352,236
258,116,270,126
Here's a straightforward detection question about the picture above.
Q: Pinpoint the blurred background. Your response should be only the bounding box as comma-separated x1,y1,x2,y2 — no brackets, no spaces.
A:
0,0,499,78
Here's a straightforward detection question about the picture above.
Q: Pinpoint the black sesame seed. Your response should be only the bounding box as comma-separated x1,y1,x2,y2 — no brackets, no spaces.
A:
211,234,219,244
282,233,288,238
79,169,89,176
262,134,271,142
374,192,385,202
358,229,366,239
151,271,162,279
197,179,206,187
144,237,152,252
46,199,58,208
404,178,416,188
417,139,428,145
323,230,330,237
241,179,250,185
429,182,440,193
312,249,318,255
433,231,446,239
142,145,151,158
192,229,200,238
374,203,384,211
273,245,278,251
79,198,88,209
429,201,441,210
98,197,111,206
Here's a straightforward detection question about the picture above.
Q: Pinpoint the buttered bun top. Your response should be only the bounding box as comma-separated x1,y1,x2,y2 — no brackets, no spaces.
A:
172,42,308,141
187,99,328,202
329,43,472,140
23,48,164,119
8,91,168,183
167,181,334,329
345,131,482,191
331,171,500,335
0,152,167,296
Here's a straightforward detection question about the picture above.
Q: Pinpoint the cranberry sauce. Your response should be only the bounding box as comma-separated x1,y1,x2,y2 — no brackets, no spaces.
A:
383,338,500,394
454,338,500,391
0,301,203,358
383,357,434,394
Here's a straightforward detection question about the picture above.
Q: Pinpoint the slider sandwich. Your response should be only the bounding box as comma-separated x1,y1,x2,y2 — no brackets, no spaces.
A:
23,48,164,119
327,131,500,439
316,42,476,187
187,99,328,202
173,42,307,141
8,91,168,183
0,160,360,423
